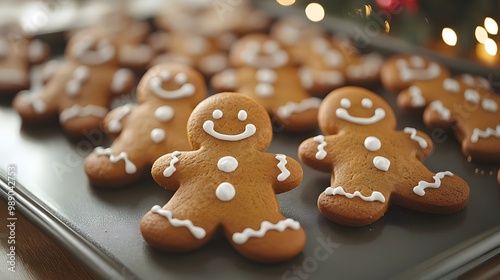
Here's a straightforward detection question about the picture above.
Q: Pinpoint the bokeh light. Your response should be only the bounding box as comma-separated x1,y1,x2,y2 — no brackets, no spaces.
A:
442,27,457,46
484,38,498,56
276,0,296,6
305,3,325,22
484,17,498,35
475,26,488,44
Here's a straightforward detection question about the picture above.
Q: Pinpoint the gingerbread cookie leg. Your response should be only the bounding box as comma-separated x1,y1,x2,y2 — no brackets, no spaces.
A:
392,169,469,214
140,203,218,253
318,184,391,227
224,212,305,263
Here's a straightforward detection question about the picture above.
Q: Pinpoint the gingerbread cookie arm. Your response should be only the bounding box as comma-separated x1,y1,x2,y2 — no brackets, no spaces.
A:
345,53,383,84
422,101,456,130
211,69,239,92
392,169,469,214
270,153,303,194
119,44,153,68
102,104,136,136
298,66,345,96
12,86,60,124
151,152,185,191
401,127,433,160
298,135,334,173
110,68,135,95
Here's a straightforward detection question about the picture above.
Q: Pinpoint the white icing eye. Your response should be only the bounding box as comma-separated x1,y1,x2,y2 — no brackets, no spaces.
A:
212,109,223,119
263,40,279,54
340,98,351,109
160,70,171,81
238,110,247,121
175,73,187,84
482,98,498,112
361,98,373,108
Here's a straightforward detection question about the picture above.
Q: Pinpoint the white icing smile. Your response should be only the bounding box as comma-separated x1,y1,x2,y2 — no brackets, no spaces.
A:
149,70,195,99
203,109,256,141
241,40,289,68
72,36,115,65
336,98,386,125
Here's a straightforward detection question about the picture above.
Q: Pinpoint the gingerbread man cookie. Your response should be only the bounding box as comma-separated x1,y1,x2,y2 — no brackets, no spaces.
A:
298,36,383,97
299,87,469,226
211,34,321,132
13,31,135,138
140,92,305,262
84,63,206,187
0,24,50,95
398,74,500,162
381,54,449,92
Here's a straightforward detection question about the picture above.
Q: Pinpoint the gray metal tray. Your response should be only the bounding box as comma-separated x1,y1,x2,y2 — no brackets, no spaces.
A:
1,82,499,279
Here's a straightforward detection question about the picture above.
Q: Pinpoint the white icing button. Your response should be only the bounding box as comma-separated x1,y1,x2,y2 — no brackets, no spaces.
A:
464,89,480,104
340,98,351,108
482,98,497,112
361,98,373,109
442,78,460,93
256,68,277,83
373,156,390,171
217,156,238,173
364,136,381,151
155,106,174,122
215,182,236,202
255,83,274,97
150,128,166,143
324,50,343,67
212,109,223,119
238,110,247,121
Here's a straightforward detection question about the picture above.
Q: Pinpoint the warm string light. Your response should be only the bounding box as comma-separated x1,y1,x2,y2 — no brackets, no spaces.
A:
475,17,498,59
442,27,457,46
276,0,296,6
305,3,325,22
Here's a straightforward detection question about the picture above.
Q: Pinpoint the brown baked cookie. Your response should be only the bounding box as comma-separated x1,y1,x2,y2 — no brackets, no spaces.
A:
140,92,305,262
299,87,469,226
211,33,321,132
298,36,383,97
13,31,135,138
398,75,500,162
0,24,50,96
84,63,206,188
381,54,449,92
269,17,326,65
70,11,153,69
154,1,270,37
149,32,232,77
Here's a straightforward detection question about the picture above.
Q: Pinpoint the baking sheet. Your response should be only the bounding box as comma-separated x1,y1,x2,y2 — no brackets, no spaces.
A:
1,80,499,279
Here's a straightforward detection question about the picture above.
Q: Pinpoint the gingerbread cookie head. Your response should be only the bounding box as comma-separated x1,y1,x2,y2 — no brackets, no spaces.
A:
66,31,120,66
136,63,206,106
187,92,272,151
318,87,396,135
381,54,449,92
229,34,292,69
